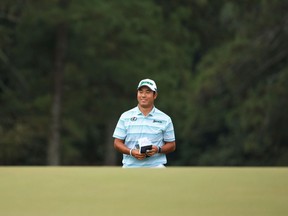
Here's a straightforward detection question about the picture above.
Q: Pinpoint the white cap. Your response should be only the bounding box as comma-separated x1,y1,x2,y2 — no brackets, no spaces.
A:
137,79,157,92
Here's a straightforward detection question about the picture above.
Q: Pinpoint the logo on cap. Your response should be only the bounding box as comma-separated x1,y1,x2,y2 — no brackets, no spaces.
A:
140,81,153,86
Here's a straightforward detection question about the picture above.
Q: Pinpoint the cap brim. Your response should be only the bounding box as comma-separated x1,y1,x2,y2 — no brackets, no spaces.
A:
137,85,156,91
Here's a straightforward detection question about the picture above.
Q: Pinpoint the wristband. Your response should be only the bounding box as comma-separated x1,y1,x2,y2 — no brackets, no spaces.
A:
129,148,133,156
158,147,162,153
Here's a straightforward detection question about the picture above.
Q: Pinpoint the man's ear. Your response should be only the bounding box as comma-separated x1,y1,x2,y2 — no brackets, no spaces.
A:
154,92,158,99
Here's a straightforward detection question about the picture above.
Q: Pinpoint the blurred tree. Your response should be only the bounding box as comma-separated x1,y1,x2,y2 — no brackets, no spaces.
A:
180,0,288,165
47,0,69,165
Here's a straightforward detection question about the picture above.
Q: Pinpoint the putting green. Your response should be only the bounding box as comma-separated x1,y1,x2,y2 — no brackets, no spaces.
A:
0,167,287,216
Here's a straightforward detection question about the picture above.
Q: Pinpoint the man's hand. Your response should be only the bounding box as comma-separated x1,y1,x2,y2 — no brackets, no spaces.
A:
131,149,147,160
145,145,158,157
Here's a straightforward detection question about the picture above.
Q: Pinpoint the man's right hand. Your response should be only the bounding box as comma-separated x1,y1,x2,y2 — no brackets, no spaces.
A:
131,149,146,160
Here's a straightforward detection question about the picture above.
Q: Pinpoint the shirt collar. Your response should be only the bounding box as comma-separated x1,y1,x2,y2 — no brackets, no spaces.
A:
136,106,156,116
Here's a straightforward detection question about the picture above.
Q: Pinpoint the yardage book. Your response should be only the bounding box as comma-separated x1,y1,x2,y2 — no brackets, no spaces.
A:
137,137,152,153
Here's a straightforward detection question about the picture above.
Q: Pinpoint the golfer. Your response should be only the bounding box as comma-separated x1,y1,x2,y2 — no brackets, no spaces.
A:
113,78,176,168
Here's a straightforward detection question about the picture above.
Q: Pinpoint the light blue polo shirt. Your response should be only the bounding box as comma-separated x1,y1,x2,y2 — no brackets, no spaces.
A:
113,106,175,167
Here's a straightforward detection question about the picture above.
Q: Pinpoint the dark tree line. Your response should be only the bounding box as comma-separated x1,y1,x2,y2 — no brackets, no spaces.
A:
0,0,287,166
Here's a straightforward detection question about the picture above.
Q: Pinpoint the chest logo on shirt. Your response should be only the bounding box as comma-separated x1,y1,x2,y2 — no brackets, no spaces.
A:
153,120,162,123
130,117,137,121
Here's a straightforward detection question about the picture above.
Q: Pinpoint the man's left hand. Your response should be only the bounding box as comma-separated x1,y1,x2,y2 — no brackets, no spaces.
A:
145,145,158,157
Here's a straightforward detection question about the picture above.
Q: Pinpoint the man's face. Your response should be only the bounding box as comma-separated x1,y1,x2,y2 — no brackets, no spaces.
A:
137,86,157,108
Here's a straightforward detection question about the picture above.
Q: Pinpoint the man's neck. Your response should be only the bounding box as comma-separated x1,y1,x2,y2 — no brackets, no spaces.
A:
138,105,153,116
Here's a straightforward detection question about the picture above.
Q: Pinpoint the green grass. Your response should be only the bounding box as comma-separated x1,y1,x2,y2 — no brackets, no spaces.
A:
0,167,287,216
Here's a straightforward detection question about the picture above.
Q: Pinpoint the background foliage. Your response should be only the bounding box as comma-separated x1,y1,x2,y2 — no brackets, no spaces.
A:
1,0,287,165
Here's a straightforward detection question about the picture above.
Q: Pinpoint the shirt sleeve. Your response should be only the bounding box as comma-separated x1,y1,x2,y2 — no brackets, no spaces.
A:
163,118,175,142
112,116,126,140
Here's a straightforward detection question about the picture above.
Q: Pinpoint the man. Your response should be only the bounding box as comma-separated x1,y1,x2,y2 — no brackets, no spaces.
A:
113,78,176,168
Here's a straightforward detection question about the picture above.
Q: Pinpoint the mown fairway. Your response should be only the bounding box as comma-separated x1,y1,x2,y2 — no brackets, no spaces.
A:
0,167,287,216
